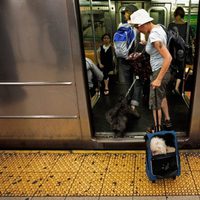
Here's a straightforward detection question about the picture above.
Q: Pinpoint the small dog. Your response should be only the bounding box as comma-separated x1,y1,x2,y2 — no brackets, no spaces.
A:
105,96,130,137
150,136,176,156
150,137,167,156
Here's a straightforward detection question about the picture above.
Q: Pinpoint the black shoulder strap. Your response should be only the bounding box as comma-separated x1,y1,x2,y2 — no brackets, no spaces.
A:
159,24,167,32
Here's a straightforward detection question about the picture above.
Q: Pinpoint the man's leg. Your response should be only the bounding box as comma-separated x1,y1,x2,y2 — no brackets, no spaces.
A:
130,76,142,118
131,76,142,106
118,58,132,84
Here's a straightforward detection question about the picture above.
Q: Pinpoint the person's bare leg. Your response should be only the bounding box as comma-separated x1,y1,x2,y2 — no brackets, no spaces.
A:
153,109,162,131
104,79,109,95
161,97,172,129
104,79,109,90
161,97,170,121
175,78,181,93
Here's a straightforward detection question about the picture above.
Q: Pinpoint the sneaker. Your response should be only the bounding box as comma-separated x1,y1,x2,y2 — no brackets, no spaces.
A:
128,106,141,118
164,119,173,130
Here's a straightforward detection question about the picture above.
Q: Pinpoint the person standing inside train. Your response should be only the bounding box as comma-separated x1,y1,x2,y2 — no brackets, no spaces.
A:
168,6,195,95
117,4,141,118
97,33,115,95
130,9,172,132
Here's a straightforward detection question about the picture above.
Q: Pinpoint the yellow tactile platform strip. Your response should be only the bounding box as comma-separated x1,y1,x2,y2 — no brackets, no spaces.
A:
0,150,200,197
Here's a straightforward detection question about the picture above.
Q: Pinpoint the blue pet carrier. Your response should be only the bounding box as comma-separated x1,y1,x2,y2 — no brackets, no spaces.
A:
145,131,181,182
145,89,181,182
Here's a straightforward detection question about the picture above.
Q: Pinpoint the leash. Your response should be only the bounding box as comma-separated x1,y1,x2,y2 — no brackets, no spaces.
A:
125,76,139,98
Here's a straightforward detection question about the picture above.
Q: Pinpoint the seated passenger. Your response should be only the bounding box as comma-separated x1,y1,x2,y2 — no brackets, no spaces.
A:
86,57,104,97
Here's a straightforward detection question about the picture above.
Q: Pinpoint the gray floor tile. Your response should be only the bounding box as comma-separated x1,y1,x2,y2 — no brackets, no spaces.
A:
166,196,199,200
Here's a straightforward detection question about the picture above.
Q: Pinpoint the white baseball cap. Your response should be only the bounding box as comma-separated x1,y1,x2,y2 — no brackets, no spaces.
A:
130,9,154,26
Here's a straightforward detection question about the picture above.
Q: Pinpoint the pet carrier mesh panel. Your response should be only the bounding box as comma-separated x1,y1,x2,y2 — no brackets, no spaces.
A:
152,152,178,178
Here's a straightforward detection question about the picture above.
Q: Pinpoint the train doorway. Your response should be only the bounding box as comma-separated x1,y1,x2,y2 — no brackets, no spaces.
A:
79,0,199,142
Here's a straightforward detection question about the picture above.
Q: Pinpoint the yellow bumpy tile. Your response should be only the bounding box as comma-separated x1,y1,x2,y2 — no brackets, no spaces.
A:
23,153,59,172
165,171,198,195
0,151,200,197
180,153,190,171
68,171,105,196
134,171,165,196
100,172,134,196
191,171,200,195
107,153,135,172
79,153,110,173
4,172,48,196
35,172,76,196
187,152,200,171
51,153,85,172
0,153,36,173
0,172,20,196
135,153,146,171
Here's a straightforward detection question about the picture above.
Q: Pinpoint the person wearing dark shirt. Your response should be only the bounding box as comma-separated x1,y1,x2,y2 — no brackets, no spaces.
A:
97,33,114,95
117,4,141,118
168,6,194,94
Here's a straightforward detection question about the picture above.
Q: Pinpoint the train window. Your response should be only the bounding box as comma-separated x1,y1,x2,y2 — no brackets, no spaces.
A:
148,7,167,26
81,12,106,49
80,5,114,50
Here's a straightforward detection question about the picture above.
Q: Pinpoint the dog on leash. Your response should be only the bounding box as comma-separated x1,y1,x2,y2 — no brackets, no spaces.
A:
105,96,130,137
150,136,176,156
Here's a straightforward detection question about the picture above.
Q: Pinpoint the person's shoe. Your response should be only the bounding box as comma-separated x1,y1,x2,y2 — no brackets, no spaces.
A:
104,89,109,96
146,125,155,133
164,119,173,130
146,124,163,133
128,106,141,118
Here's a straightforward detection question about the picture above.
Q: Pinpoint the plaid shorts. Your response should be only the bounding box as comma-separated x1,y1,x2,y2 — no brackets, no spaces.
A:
149,69,171,110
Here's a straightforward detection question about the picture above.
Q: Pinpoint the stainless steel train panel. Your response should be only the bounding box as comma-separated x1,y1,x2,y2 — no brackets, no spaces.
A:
0,85,78,117
0,1,73,82
0,119,81,139
0,0,92,145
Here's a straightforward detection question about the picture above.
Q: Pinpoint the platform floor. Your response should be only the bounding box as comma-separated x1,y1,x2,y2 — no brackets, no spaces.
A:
0,150,200,200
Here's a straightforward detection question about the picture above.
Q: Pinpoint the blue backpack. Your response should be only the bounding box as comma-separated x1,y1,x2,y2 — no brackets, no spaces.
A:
113,23,136,59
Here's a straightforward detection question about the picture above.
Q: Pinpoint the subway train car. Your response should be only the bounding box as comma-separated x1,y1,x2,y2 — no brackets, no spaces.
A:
0,0,199,150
